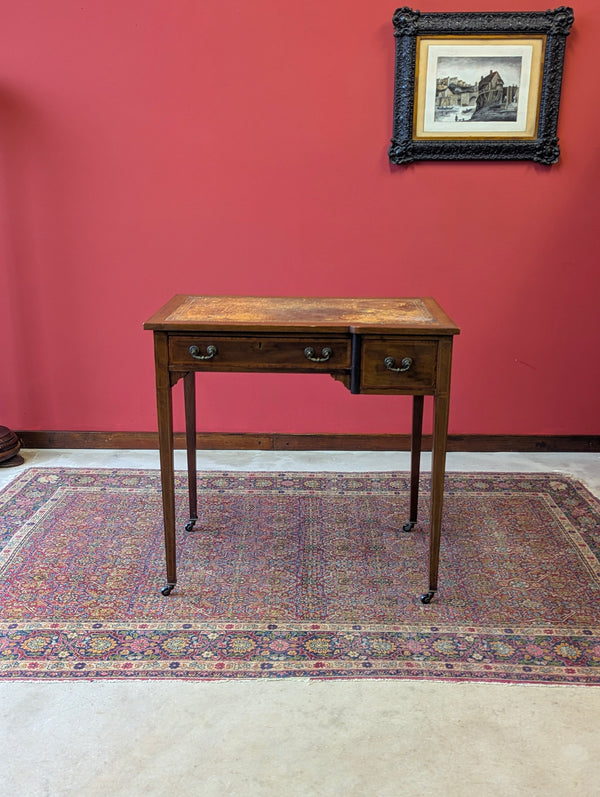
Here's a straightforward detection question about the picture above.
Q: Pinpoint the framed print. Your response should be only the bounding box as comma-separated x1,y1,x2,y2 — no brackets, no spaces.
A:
389,7,574,165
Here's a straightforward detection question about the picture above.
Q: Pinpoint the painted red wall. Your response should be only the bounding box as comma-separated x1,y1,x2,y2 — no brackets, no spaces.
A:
1,1,598,437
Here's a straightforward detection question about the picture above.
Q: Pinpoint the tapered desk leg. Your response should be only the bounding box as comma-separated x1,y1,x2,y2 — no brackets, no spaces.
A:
421,339,453,605
154,333,177,596
403,394,424,532
184,372,198,532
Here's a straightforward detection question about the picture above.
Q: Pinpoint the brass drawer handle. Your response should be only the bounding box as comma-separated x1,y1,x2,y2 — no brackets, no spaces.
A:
304,346,333,363
384,356,413,373
189,344,217,360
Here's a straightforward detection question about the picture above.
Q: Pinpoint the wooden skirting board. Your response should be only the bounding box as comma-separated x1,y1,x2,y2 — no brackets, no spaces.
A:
16,431,600,452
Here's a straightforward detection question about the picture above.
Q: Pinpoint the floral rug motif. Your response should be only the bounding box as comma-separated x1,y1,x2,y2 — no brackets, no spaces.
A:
1,468,599,683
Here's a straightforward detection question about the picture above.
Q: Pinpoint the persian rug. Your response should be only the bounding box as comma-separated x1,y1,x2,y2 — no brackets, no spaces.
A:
1,468,599,684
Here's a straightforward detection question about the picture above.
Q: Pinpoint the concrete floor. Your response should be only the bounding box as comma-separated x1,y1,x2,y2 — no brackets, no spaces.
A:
1,449,600,796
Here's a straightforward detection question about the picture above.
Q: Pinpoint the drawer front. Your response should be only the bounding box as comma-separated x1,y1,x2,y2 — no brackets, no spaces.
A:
169,335,352,371
360,337,437,393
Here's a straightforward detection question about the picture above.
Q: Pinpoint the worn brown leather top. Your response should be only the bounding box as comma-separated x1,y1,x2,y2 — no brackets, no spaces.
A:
144,295,460,335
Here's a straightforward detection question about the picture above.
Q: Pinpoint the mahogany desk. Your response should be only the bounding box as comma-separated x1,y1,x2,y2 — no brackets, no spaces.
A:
144,296,459,604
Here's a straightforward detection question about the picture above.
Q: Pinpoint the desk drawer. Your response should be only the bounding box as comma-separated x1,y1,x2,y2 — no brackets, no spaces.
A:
169,335,352,371
360,337,437,393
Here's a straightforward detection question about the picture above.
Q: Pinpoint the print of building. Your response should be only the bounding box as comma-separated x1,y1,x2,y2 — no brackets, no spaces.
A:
436,76,478,108
435,69,519,115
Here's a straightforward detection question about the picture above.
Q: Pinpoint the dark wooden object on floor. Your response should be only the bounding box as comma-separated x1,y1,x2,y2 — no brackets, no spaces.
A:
144,296,460,604
0,426,24,468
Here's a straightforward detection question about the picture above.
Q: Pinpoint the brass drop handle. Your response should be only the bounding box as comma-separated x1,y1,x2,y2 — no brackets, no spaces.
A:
384,356,413,373
189,344,218,360
304,346,333,363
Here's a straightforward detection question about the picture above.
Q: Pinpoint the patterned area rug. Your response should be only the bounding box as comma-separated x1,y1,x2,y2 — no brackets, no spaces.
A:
1,468,600,683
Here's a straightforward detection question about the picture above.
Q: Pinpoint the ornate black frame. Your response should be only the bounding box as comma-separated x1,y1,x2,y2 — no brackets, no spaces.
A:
389,7,574,165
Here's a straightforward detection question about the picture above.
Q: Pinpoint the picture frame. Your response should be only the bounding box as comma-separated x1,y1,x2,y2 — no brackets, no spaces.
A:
389,7,574,165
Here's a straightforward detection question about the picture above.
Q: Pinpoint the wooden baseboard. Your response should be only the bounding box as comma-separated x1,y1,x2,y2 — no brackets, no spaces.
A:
16,430,600,452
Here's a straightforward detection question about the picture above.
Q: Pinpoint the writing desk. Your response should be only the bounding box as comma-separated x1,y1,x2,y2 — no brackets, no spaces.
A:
144,296,459,604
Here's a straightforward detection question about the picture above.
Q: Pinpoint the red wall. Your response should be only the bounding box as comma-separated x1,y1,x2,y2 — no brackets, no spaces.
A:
1,0,599,437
